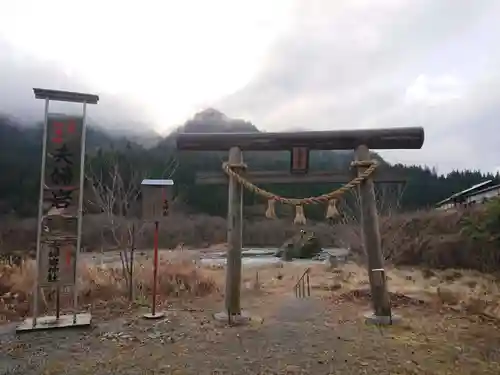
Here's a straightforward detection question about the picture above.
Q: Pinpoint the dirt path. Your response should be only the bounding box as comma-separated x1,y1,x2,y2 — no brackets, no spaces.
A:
1,293,500,374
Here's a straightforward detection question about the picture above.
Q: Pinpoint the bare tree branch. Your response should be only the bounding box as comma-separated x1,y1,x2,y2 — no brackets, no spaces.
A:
334,181,406,253
85,152,146,249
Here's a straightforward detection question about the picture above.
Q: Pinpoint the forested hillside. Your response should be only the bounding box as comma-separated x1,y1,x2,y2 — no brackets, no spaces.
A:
0,109,498,218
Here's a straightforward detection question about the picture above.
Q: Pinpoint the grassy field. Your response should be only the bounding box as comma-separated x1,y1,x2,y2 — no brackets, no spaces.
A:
1,251,500,374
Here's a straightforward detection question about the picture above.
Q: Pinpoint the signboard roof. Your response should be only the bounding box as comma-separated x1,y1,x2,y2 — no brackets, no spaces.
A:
141,179,174,186
33,88,99,104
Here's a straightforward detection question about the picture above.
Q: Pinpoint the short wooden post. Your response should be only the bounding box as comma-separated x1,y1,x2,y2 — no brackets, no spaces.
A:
355,144,392,318
225,147,244,315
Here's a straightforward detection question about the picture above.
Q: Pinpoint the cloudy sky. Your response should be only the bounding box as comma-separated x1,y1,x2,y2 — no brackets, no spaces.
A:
1,0,499,173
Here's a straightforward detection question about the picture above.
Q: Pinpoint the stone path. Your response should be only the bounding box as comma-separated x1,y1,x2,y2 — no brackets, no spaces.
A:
1,295,500,374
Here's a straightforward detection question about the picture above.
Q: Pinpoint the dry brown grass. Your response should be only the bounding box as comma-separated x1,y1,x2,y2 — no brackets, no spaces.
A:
334,204,500,273
2,205,500,274
3,255,500,374
3,253,500,325
317,262,500,320
0,258,217,323
199,260,500,321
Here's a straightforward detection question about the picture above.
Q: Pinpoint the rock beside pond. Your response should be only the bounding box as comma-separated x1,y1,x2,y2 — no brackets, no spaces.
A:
274,230,323,260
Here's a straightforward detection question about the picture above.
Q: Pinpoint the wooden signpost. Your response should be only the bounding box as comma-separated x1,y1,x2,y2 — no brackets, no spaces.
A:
18,88,99,332
177,127,424,324
141,179,174,319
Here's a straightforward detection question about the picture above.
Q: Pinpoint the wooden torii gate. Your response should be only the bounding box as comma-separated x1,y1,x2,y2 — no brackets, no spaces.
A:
177,127,424,324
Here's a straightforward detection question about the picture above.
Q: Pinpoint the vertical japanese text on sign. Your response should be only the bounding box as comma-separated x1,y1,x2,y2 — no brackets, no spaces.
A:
39,240,77,287
38,115,83,287
162,188,169,216
44,116,83,216
141,180,175,222
47,242,60,283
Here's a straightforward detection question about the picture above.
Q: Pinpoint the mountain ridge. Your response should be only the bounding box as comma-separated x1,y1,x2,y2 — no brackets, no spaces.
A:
0,108,498,217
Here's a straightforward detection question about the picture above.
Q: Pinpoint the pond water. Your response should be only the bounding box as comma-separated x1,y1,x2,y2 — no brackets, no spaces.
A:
200,247,349,268
202,248,278,259
87,247,349,269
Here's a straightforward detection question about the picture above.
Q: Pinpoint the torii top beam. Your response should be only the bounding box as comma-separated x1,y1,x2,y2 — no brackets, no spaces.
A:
176,127,425,151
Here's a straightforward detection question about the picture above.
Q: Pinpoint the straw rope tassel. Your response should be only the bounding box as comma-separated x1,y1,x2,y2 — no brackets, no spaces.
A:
265,199,277,219
221,159,378,224
325,199,340,219
293,205,307,225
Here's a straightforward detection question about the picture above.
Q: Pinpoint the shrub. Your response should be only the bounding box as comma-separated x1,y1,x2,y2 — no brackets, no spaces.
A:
0,259,217,322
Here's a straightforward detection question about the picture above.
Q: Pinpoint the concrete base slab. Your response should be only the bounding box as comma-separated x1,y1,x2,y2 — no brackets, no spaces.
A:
16,313,91,333
214,310,252,326
143,311,165,320
364,312,402,326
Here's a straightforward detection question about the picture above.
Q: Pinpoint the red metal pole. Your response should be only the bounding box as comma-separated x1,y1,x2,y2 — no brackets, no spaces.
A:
152,221,159,316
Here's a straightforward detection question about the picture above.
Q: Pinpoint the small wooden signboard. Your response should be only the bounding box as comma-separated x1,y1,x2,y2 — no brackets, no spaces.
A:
290,146,309,174
141,179,174,221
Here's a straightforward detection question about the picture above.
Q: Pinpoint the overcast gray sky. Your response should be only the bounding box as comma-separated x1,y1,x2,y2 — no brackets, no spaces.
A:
1,0,499,173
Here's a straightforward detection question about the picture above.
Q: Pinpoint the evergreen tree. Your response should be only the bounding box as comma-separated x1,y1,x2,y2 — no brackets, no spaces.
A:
0,111,496,218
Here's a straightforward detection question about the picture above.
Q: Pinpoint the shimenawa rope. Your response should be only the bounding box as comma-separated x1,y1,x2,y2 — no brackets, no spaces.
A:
222,160,377,224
